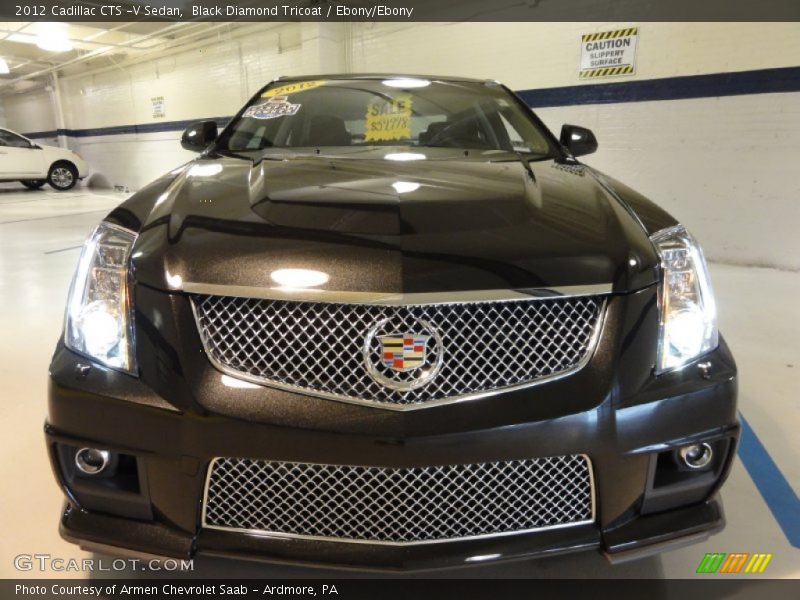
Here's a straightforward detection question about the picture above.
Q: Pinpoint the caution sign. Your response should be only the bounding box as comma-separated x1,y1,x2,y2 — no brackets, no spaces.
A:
364,95,413,142
580,27,638,79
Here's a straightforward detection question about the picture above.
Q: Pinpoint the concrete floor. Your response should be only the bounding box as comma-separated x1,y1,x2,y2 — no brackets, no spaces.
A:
0,184,797,579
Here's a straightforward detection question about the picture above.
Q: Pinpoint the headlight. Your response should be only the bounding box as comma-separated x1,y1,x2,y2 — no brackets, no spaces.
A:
651,225,718,373
65,222,137,374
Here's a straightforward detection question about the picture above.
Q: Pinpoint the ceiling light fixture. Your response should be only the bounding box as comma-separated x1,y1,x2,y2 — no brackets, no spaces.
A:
36,24,73,53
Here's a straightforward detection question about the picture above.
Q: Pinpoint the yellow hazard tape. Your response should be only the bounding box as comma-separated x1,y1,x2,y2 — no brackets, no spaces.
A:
262,80,327,98
582,27,638,42
579,65,635,79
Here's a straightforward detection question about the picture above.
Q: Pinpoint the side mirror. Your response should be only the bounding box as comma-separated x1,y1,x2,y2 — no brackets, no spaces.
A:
560,124,598,157
181,120,218,152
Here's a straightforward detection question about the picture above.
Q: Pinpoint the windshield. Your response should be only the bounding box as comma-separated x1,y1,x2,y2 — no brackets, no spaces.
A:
215,78,554,157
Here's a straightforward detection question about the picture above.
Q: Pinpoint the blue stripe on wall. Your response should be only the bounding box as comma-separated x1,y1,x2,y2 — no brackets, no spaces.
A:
24,117,230,140
737,413,800,549
518,65,800,107
22,66,800,139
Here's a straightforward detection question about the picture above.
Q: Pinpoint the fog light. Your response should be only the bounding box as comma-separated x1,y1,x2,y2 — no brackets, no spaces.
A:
679,443,713,470
75,448,111,475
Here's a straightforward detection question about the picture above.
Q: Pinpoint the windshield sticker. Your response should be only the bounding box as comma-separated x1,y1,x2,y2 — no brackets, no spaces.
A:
262,80,327,98
243,96,300,120
364,95,413,142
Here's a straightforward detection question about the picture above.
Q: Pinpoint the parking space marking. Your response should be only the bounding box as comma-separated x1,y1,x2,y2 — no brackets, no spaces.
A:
44,245,84,255
0,209,108,225
738,413,800,548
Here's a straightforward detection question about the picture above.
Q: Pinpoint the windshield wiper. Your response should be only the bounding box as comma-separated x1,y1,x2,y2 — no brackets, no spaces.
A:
516,151,537,182
488,150,549,161
211,148,255,162
489,151,546,182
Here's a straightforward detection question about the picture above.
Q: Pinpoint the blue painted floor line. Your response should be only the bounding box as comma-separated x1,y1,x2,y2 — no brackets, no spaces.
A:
737,413,800,548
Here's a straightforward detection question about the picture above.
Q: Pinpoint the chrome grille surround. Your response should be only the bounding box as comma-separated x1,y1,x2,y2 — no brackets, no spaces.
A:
191,292,605,409
202,456,595,544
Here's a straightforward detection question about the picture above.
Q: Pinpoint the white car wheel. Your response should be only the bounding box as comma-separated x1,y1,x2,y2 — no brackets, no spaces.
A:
48,163,78,191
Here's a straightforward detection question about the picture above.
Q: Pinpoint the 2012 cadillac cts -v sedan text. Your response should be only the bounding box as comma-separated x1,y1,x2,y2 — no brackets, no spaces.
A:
46,75,738,570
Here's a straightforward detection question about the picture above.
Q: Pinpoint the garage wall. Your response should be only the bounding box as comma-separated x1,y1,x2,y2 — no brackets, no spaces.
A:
349,22,800,86
348,22,800,271
1,23,343,190
3,90,58,145
2,22,799,270
532,93,799,273
53,23,309,190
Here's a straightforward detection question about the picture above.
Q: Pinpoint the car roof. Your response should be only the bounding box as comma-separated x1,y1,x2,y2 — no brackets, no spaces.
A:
275,73,495,85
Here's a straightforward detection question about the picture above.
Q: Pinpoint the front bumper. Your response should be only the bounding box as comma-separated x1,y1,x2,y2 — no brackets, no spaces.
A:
56,497,726,572
74,158,89,179
46,351,738,571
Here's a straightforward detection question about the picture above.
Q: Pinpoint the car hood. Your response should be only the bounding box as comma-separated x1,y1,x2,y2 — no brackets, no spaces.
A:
131,154,660,296
40,144,79,160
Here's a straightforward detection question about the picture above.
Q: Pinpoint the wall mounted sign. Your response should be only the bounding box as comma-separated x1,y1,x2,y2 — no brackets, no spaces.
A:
151,96,165,119
580,27,638,79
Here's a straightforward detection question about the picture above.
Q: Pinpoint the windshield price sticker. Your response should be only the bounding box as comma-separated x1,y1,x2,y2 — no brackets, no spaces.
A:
365,96,413,142
580,27,638,79
262,80,327,98
244,96,300,119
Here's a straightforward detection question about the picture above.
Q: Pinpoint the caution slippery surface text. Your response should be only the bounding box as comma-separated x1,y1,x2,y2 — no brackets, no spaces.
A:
579,27,638,79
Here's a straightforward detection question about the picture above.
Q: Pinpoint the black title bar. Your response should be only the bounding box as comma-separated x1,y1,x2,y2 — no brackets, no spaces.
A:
1,0,800,22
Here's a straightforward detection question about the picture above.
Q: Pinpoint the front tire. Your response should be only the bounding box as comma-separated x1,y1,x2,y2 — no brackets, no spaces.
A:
47,162,78,191
20,180,46,190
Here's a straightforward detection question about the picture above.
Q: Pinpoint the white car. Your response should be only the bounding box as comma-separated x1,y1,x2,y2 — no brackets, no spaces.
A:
0,127,88,191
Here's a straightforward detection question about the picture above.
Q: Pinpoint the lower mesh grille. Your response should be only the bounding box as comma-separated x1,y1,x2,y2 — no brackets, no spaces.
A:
203,456,594,543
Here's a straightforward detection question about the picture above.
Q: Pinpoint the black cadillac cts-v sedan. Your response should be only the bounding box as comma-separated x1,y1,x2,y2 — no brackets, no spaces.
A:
46,75,738,570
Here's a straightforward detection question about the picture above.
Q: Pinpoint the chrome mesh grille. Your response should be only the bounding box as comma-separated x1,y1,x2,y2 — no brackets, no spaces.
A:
192,294,603,406
203,456,594,543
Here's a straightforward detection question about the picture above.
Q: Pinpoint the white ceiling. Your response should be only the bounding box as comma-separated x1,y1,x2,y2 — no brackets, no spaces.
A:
0,21,239,93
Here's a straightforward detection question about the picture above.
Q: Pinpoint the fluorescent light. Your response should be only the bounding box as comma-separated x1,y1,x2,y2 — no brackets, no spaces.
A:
221,375,260,389
271,268,329,288
465,553,502,563
165,271,183,290
384,152,426,162
0,58,9,75
392,181,420,194
37,38,73,53
383,78,430,88
188,163,223,177
36,24,73,53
